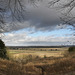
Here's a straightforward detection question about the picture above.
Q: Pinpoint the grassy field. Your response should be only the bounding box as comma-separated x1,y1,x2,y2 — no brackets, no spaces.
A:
7,47,68,58
0,47,75,75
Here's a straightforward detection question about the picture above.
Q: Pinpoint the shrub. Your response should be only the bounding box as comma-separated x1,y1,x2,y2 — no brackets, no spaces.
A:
44,55,47,58
0,39,8,59
68,46,75,52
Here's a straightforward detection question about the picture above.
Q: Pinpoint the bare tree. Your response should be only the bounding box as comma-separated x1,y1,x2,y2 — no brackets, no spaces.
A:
0,0,42,33
48,0,75,30
0,0,25,32
28,0,75,30
0,0,75,33
48,0,75,45
27,0,75,30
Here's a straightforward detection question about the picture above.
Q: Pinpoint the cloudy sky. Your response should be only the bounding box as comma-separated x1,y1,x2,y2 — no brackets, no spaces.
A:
1,0,75,46
2,28,75,46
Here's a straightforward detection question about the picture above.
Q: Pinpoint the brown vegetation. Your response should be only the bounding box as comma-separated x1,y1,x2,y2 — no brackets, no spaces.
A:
0,52,75,75
0,59,26,75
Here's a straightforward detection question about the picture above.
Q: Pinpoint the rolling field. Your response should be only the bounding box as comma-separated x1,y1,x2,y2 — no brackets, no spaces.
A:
7,47,68,59
0,47,75,75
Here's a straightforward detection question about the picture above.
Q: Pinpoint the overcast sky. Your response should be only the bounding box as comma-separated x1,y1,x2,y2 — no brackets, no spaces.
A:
1,0,75,46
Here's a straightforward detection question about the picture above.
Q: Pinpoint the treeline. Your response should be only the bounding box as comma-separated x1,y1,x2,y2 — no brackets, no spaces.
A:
7,45,70,50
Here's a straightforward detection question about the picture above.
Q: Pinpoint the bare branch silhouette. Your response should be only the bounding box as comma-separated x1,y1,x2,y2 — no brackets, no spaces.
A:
48,0,75,29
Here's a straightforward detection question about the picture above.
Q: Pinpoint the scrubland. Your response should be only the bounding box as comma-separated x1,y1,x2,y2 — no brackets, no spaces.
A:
0,47,75,75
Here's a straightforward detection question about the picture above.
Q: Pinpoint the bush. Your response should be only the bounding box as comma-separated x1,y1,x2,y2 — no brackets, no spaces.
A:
68,46,75,52
0,39,8,59
44,55,47,58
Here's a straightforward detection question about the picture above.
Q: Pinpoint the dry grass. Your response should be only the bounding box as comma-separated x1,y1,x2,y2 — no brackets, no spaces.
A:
0,58,26,75
7,47,68,59
44,58,75,75
0,47,75,75
0,53,75,75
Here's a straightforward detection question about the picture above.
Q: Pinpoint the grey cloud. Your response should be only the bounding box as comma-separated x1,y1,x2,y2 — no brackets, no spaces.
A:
1,0,72,33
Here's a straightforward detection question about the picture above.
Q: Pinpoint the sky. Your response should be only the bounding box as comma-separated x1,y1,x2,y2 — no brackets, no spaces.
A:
1,0,75,46
2,27,75,46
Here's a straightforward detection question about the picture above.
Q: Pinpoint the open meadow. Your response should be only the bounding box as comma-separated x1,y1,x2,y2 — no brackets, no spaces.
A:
0,47,75,75
7,47,68,59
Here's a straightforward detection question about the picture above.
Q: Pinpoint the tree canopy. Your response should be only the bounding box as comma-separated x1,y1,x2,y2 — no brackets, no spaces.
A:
0,39,7,59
